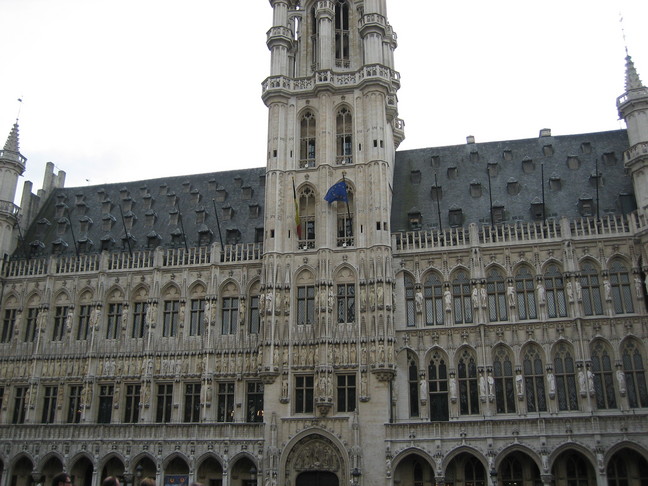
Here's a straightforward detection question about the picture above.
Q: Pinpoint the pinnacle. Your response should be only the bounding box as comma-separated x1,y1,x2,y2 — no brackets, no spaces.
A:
3,122,20,153
625,54,644,91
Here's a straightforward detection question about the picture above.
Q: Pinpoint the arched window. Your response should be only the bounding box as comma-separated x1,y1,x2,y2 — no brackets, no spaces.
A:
408,353,419,417
428,351,449,421
493,346,516,413
609,259,634,314
298,186,316,249
622,339,648,408
188,284,206,337
607,450,648,486
310,8,318,71
221,282,239,335
553,343,579,411
515,266,537,320
580,261,603,316
457,349,479,415
336,107,353,165
336,185,354,247
249,281,261,334
404,275,416,327
487,268,508,321
544,264,567,318
334,0,350,68
452,270,473,324
590,341,617,409
523,345,547,412
299,111,316,168
424,273,444,326
131,287,148,339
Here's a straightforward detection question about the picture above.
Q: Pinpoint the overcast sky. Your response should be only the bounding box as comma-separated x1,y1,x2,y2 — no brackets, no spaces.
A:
1,1,646,195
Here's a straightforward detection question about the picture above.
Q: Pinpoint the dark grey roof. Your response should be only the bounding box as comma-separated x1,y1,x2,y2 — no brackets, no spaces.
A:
391,129,634,233
19,168,266,258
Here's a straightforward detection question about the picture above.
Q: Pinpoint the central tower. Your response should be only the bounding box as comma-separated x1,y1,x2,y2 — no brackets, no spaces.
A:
260,1,403,485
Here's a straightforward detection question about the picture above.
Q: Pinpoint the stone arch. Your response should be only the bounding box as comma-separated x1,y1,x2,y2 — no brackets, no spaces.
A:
53,289,72,305
99,454,126,482
162,453,190,474
105,285,126,303
442,446,489,479
281,430,348,486
2,290,20,307
423,345,449,365
392,448,436,485
550,444,597,486
604,441,648,465
9,454,35,486
129,454,157,479
448,264,471,281
161,281,182,300
130,284,150,302
229,453,258,484
36,451,66,473
484,262,509,278
69,453,95,486
540,257,564,274
188,280,207,297
25,291,42,307
495,443,543,474
194,453,224,486
218,279,240,296
333,263,357,282
548,442,597,470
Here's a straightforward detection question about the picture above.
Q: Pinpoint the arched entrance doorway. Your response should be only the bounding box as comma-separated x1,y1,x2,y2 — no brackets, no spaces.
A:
607,448,648,486
445,452,486,486
551,450,596,486
393,453,435,486
10,456,34,486
295,471,339,486
70,456,94,486
498,451,540,486
284,433,343,486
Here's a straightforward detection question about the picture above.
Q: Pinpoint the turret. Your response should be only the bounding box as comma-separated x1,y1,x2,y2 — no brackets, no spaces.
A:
0,122,27,257
617,53,648,211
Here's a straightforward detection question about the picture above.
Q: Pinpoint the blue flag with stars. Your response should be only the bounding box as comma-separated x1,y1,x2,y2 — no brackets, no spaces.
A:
324,181,348,204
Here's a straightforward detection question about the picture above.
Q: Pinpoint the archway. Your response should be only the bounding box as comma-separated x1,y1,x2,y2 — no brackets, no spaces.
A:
551,450,596,486
498,451,540,486
10,456,34,486
284,433,344,486
101,457,125,483
196,457,223,486
132,457,156,486
393,453,434,486
607,448,648,486
230,457,257,486
70,456,94,486
163,457,189,486
445,452,486,486
41,456,65,486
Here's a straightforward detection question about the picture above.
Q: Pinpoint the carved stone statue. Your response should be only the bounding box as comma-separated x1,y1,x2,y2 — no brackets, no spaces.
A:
444,289,452,312
507,285,516,307
617,369,627,395
537,282,546,306
415,290,423,314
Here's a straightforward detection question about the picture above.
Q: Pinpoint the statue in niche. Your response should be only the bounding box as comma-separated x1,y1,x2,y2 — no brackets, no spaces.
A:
472,286,480,309
369,287,376,310
547,372,556,397
616,369,627,395
603,278,612,301
360,286,367,312
328,288,335,313
444,289,452,312
479,374,487,400
480,286,487,308
283,292,290,315
566,282,574,303
377,285,384,308
419,377,428,399
449,377,458,401
415,290,423,314
575,281,582,302
487,373,495,401
635,276,643,299
507,284,516,307
537,282,546,306
515,372,524,397
578,369,587,396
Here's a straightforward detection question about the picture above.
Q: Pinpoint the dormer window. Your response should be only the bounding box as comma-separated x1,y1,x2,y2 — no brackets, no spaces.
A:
167,193,177,207
122,211,137,231
143,194,153,210
169,210,179,227
75,193,85,205
159,184,168,196
226,229,241,245
208,179,217,191
121,198,134,213
55,203,67,219
102,200,113,214
100,236,114,252
602,152,617,165
249,204,260,218
502,149,513,161
543,145,554,156
431,155,441,168
191,189,201,205
242,186,253,200
430,185,442,201
36,219,51,239
78,238,93,253
581,142,592,154
567,156,581,170
448,208,463,228
147,231,161,249
549,175,562,191
531,200,545,221
469,150,480,163
487,163,499,177
578,197,594,217
182,181,191,193
470,182,482,198
145,210,157,227
79,216,93,234
410,170,422,184
121,233,136,251
195,207,206,225
507,179,520,196
52,239,68,255
222,205,234,221
119,187,130,199
170,228,184,246
102,214,116,232
408,210,422,231
492,205,505,224
198,226,213,246
215,186,228,202
522,157,535,174
57,218,69,236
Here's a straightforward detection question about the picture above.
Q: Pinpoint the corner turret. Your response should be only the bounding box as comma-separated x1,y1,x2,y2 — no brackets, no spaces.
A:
0,122,27,257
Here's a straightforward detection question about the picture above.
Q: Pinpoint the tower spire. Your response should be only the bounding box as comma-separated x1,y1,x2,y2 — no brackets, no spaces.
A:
4,121,21,154
624,53,644,91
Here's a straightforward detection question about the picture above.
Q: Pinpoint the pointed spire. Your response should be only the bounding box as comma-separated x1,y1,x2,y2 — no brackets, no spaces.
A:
3,122,21,154
625,54,644,91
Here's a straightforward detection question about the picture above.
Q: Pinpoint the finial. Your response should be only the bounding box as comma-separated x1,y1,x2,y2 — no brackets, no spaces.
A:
16,96,23,123
619,13,628,56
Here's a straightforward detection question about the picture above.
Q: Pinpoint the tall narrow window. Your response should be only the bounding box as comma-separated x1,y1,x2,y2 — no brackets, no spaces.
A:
67,385,82,424
217,382,235,422
336,187,354,247
336,107,353,164
246,382,264,423
156,383,173,423
452,271,473,324
457,349,479,415
106,303,122,339
622,339,648,408
221,297,239,334
493,347,516,413
553,343,579,411
1,308,16,343
25,307,39,342
523,345,547,412
424,273,444,326
428,352,449,421
336,283,355,323
590,341,616,409
408,354,419,417
298,186,316,249
12,386,28,424
77,305,92,340
184,383,201,423
580,262,603,316
544,265,567,318
189,299,205,336
131,301,147,338
299,111,316,168
124,384,141,423
295,375,314,414
249,293,261,334
465,457,486,486
609,260,634,314
97,384,114,423
404,275,416,327
487,269,508,321
53,306,68,341
336,374,356,412
515,267,537,320
41,386,58,424
162,300,179,337
297,285,315,325
334,0,350,67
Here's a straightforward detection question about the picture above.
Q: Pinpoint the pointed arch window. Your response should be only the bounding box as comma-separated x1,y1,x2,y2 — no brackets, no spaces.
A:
336,186,354,247
553,343,579,411
408,353,419,417
404,275,416,327
493,346,516,414
523,345,547,412
465,457,486,486
424,273,444,326
336,107,353,165
590,341,617,409
544,264,567,318
336,283,355,323
609,259,634,314
334,0,350,68
487,269,508,322
428,351,449,421
457,349,479,415
622,339,648,408
299,111,316,168
515,266,537,320
249,282,261,334
298,186,316,249
452,271,473,324
580,261,603,316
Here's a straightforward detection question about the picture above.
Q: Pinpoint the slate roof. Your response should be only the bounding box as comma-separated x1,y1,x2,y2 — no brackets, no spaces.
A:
16,129,635,258
390,129,634,233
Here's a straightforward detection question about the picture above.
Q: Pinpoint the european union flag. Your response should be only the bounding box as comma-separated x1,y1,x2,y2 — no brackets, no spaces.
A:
324,181,348,204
